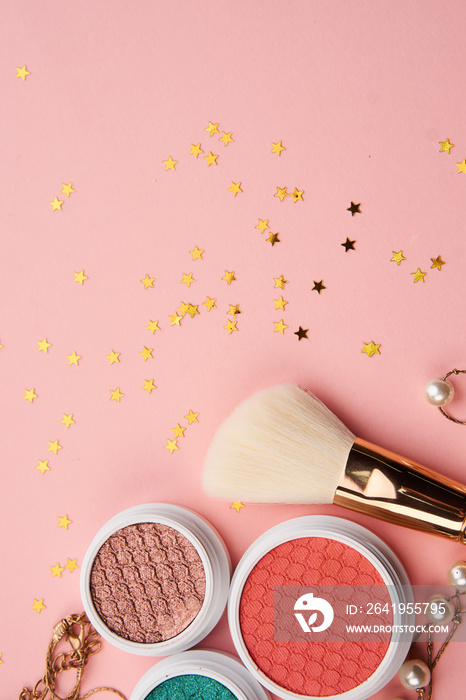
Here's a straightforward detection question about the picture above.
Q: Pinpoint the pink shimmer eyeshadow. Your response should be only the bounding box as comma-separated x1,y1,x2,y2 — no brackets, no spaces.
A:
239,537,391,697
90,522,206,644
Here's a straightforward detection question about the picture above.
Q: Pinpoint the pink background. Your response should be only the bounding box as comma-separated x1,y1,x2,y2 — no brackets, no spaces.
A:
2,1,466,698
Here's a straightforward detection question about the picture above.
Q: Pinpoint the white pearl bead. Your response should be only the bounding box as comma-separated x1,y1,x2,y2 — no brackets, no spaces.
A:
425,377,454,406
398,659,431,689
447,560,466,589
425,593,454,623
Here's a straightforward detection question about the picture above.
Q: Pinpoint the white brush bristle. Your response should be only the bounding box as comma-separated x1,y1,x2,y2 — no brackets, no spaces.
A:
202,384,355,504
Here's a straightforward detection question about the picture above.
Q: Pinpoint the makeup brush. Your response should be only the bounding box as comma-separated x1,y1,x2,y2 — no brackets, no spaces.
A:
202,384,466,542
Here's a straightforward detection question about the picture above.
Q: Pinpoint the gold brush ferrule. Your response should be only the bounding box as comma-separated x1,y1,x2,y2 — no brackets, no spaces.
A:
334,437,466,542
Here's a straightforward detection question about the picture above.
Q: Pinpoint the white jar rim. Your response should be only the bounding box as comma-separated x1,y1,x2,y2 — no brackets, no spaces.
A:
228,515,414,700
80,503,231,656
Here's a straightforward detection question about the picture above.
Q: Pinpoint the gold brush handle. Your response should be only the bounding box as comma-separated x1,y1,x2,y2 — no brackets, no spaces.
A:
334,438,466,542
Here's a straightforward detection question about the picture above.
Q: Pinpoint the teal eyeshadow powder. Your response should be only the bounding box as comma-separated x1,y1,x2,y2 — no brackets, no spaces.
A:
144,674,238,700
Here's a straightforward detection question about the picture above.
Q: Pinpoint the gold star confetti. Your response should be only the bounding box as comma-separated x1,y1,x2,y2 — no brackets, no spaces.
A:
456,159,466,174
291,188,304,203
169,312,182,326
49,197,63,211
61,414,75,428
74,270,88,285
391,250,406,265
181,272,195,287
187,304,199,318
230,501,245,512
204,151,219,166
362,341,381,357
203,296,216,310
58,514,72,529
267,231,280,246
24,388,38,403
205,121,219,137
165,439,179,454
32,599,46,614
141,274,155,289
228,182,242,196
224,319,238,334
256,218,269,233
50,562,64,578
163,155,177,171
65,558,79,573
431,255,446,270
61,183,75,197
67,351,81,366
439,138,455,153
219,131,234,146
412,268,427,283
0,653,3,664
312,280,326,294
189,143,203,158
228,304,241,316
347,202,361,216
273,319,288,334
190,245,204,260
142,379,156,394
36,460,50,475
273,275,288,289
222,270,236,285
110,387,124,402
106,350,120,365
342,238,356,252
16,65,30,80
294,327,309,341
178,301,191,317
147,319,160,333
48,439,62,455
139,346,153,361
37,338,51,353
274,186,289,201
185,409,199,424
172,423,186,438
271,141,285,156
274,296,288,311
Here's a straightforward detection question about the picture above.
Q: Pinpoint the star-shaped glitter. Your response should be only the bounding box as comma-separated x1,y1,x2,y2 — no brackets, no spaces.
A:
224,319,238,334
61,183,75,197
142,379,156,394
141,274,155,289
58,514,72,529
273,275,288,289
169,312,182,326
67,351,81,366
110,387,124,402
411,268,427,283
50,562,64,578
190,245,204,260
32,599,46,614
230,501,245,512
163,156,177,171
147,319,160,333
312,280,326,294
65,558,79,573
205,121,219,137
189,143,203,158
228,304,241,316
181,272,195,287
342,238,356,252
431,255,446,270
273,319,288,334
187,304,199,318
391,250,406,265
61,414,75,428
185,409,199,424
36,460,50,475
267,231,280,245
439,138,454,153
274,296,288,311
228,182,242,196
16,65,30,80
172,423,186,438
219,131,234,146
204,151,219,166
362,341,381,357
294,327,309,341
274,186,289,201
291,188,304,203
24,388,38,403
106,350,120,364
48,439,62,455
50,197,63,211
165,439,179,454
37,338,52,353
74,270,88,285
456,160,466,174
203,296,216,310
256,218,269,233
178,301,191,317
139,346,153,361
222,270,236,285
271,141,285,156
347,202,361,216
